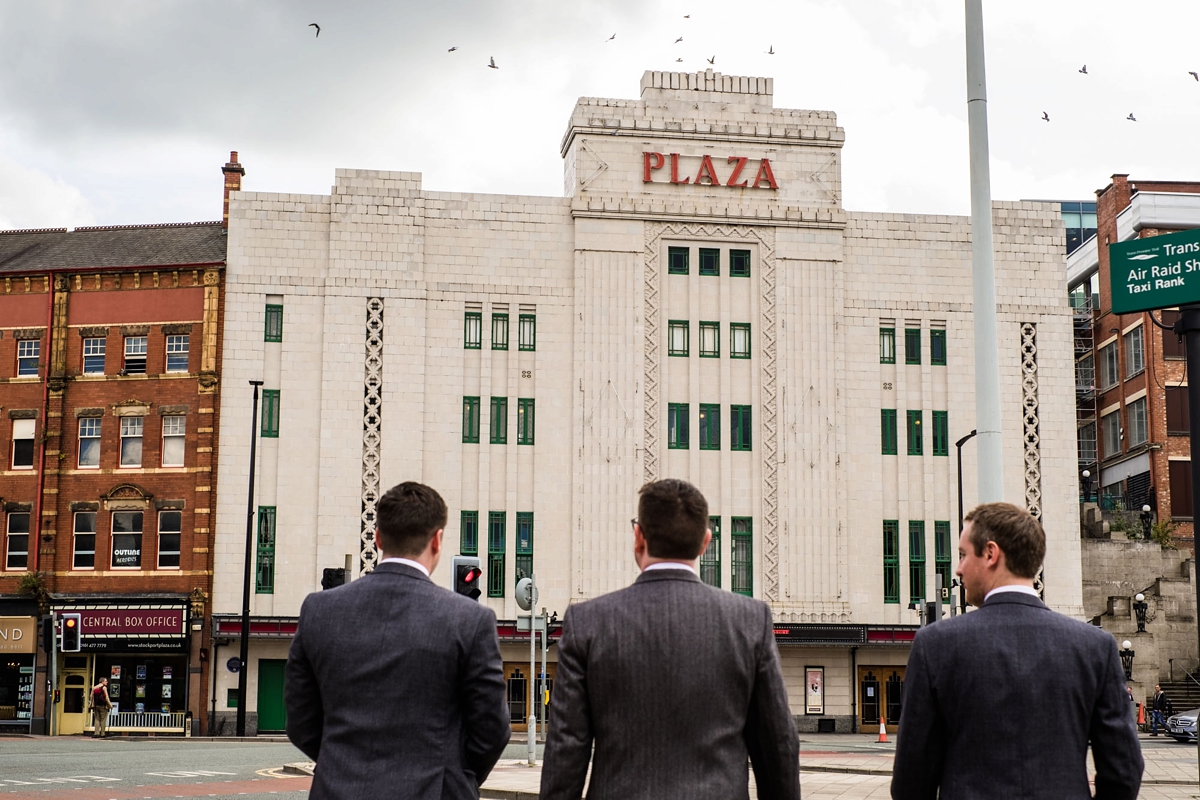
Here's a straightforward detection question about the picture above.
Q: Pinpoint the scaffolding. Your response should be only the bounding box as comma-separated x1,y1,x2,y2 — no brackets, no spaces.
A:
1072,290,1098,500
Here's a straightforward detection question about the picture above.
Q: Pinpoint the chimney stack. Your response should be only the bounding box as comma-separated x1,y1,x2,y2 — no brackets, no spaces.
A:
222,151,245,229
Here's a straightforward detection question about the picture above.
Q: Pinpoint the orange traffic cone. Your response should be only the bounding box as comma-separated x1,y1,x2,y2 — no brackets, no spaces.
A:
877,718,888,743
1137,702,1145,727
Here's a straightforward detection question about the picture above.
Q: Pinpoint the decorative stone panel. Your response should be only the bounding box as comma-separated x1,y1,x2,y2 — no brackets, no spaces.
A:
360,297,385,575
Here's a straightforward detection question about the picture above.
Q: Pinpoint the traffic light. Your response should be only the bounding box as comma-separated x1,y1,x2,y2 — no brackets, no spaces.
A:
60,613,81,652
452,556,483,600
321,568,346,590
40,617,54,652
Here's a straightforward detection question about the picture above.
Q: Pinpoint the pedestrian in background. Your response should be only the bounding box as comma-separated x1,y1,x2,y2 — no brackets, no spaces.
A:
891,502,1142,800
90,678,111,738
1152,683,1172,736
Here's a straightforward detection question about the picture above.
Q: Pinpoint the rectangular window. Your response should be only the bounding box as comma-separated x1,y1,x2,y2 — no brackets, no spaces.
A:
668,403,690,449
487,512,506,598
1101,410,1121,458
111,511,143,569
462,396,480,443
934,521,952,597
904,328,921,365
517,398,535,445
698,321,720,357
700,516,721,588
11,419,34,469
161,415,186,467
119,416,143,467
668,246,689,275
1128,397,1148,447
909,521,926,604
729,249,751,278
256,507,275,593
699,248,720,276
158,510,182,569
1167,386,1190,435
464,311,482,349
518,314,536,351
1162,311,1185,359
1076,354,1095,391
490,397,508,444
165,334,189,372
668,320,689,357
930,329,947,366
699,404,720,450
264,304,283,342
1078,422,1097,463
460,511,479,555
731,405,752,451
491,313,509,350
1125,327,1145,377
82,337,106,375
730,323,751,359
5,513,30,571
1170,460,1193,518
906,410,923,456
879,328,896,364
261,390,280,438
932,411,949,457
881,409,898,455
1099,342,1119,390
78,418,101,468
515,512,533,583
16,339,39,377
123,336,147,374
73,512,96,570
882,520,901,604
731,518,753,596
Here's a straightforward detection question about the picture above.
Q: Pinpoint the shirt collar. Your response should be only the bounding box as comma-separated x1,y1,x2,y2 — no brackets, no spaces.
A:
642,561,698,576
378,557,430,577
984,584,1040,602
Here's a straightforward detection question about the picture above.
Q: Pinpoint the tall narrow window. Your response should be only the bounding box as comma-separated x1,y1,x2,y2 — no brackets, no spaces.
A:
668,320,689,357
1078,421,1098,463
124,336,147,374
1125,326,1145,377
731,405,752,451
932,411,949,457
165,334,189,372
730,323,751,359
82,338,106,375
1128,397,1148,447
934,520,952,597
515,512,534,582
264,304,284,342
111,511,143,569
879,328,896,364
731,518,753,596
930,329,947,366
464,311,482,349
729,249,751,278
73,512,96,570
462,396,480,443
881,409,898,455
668,246,689,274
701,516,721,588
1099,342,1119,389
5,513,30,571
518,314,536,351
1163,311,1186,359
487,512,506,598
906,410,923,456
78,418,101,468
517,398,535,445
162,415,186,467
16,339,40,377
904,328,921,365
699,248,720,276
1167,386,1190,435
490,397,508,444
11,419,34,469
699,404,720,450
256,507,276,593
909,521,926,604
699,321,720,357
1101,410,1121,457
119,417,143,467
261,390,280,438
668,403,689,449
883,520,900,604
491,313,509,350
158,510,182,569
460,511,479,555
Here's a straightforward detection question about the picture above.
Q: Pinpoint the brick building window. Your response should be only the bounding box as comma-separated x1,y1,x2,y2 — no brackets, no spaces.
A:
668,320,689,357
701,516,721,588
699,321,720,357
462,397,480,443
668,403,689,449
261,390,280,438
460,511,479,555
905,328,921,365
1167,386,1190,435
883,520,900,604
518,314,536,351
1127,398,1148,447
730,324,751,359
731,518,753,596
731,405,752,451
1170,461,1193,518
264,304,283,342
699,404,720,450
78,418,101,468
1125,327,1145,377
161,416,186,467
930,329,947,366
1099,342,1119,390
517,398,535,445
165,335,189,372
464,311,482,349
879,328,896,364
487,512,506,598
515,512,533,583
73,512,96,570
111,511,143,569
16,339,39,377
1162,311,1185,359
668,246,689,274
881,409,898,455
490,397,508,444
119,417,143,467
932,411,949,456
158,511,182,569
5,512,30,571
730,249,751,278
699,248,720,276
82,338,106,375
123,336,147,374
1101,410,1121,458
491,313,509,350
11,419,34,469
256,507,275,592
909,521,926,604
907,410,923,456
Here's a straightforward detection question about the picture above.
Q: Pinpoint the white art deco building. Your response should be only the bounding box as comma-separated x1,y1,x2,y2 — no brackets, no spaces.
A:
211,70,1080,734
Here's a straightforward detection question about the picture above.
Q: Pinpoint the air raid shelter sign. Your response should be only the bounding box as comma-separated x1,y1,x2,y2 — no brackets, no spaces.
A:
1110,228,1200,314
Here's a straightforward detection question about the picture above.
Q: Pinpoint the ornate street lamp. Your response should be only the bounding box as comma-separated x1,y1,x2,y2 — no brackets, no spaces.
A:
1081,469,1094,504
1120,640,1135,681
1133,593,1149,634
1141,505,1153,541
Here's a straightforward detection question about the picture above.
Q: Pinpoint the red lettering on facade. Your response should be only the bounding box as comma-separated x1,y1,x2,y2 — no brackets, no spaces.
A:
694,155,719,185
726,156,749,187
752,158,779,190
669,153,691,185
642,152,664,182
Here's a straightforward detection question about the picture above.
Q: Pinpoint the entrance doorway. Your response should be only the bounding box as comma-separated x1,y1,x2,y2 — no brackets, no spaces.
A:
503,662,556,733
256,659,287,733
857,666,905,734
57,656,91,735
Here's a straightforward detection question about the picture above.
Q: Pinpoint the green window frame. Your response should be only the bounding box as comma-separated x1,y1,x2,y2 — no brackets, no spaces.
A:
517,398,535,445
464,311,482,349
261,389,280,438
264,304,283,343
930,329,947,366
490,397,508,444
730,249,751,278
701,516,721,588
879,328,896,364
905,328,921,365
699,403,720,450
909,521,926,604
668,320,689,357
907,410,923,456
491,313,509,350
881,409,898,455
934,520,952,597
699,321,720,357
487,512,506,598
462,396,480,443
731,405,752,451
731,517,753,596
668,403,689,449
515,512,533,583
883,520,900,604
932,411,949,457
668,246,689,275
256,506,276,594
518,314,536,351
730,323,751,359
699,248,720,276
460,511,479,556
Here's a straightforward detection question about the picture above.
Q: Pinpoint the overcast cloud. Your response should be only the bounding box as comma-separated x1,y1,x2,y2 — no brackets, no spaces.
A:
1,0,1198,229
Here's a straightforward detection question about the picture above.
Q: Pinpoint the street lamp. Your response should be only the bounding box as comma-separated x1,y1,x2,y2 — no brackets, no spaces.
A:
1081,469,1094,504
1133,593,1149,634
956,429,978,534
237,380,264,738
1120,640,1135,681
1141,505,1153,541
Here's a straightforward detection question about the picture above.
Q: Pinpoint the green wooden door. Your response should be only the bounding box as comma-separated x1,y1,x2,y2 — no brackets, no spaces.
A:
256,659,287,732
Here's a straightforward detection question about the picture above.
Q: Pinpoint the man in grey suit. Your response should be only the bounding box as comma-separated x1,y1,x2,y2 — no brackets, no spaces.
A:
286,482,510,799
891,502,1143,800
541,479,799,800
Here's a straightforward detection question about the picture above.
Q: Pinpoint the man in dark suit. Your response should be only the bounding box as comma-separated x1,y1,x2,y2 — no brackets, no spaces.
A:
286,482,510,799
540,479,799,800
891,502,1143,800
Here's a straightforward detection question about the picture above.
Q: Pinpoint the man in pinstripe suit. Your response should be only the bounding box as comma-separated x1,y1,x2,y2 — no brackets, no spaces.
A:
540,479,800,800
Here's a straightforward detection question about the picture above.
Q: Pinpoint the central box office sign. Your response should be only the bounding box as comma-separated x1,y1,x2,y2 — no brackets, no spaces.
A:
1110,228,1200,314
60,606,188,652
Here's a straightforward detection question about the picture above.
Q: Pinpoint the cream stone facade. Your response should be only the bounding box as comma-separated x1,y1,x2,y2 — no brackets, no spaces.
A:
211,70,1081,733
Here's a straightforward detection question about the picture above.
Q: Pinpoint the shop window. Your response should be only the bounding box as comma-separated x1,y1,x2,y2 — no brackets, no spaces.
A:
515,512,533,583
730,323,751,359
668,246,689,275
120,417,143,467
518,314,536,351
158,511,182,569
492,313,509,350
668,403,689,449
881,409,898,456
883,520,900,604
111,511,143,569
261,390,280,438
161,416,186,467
5,512,30,571
517,398,535,446
487,512,506,598
464,311,482,349
700,516,721,588
729,249,751,278
264,304,284,342
82,337,106,375
668,320,689,357
930,329,947,366
699,248,720,276
460,511,478,556
699,404,720,450
73,512,97,570
11,419,34,469
256,507,276,593
462,396,480,443
165,335,189,373
96,656,185,715
905,328,921,365
909,521,926,604
879,328,896,364
124,336,147,374
731,405,752,451
731,518,753,596
907,410,923,456
78,418,101,468
699,321,719,358
16,339,39,377
490,397,508,445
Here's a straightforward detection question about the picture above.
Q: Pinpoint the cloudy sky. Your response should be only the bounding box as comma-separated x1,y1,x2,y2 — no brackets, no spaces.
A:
1,0,1198,229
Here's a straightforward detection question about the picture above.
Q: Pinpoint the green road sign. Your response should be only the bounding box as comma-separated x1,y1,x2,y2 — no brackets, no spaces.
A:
1110,227,1200,314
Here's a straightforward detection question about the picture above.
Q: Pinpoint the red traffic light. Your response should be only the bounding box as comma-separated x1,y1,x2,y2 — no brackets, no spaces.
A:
463,568,481,584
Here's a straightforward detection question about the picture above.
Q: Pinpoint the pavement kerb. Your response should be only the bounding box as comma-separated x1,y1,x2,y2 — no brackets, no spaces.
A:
283,762,316,777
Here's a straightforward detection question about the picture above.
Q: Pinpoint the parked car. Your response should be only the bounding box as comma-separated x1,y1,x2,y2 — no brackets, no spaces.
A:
1166,708,1198,743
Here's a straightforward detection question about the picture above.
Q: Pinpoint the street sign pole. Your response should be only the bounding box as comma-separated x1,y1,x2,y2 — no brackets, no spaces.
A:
1181,304,1200,788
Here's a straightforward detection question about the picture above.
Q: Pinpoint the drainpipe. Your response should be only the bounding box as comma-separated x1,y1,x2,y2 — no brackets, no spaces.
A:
31,272,55,574
850,646,858,734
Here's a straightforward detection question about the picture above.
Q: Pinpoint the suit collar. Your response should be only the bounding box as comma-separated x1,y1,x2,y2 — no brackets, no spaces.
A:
371,561,432,582
981,591,1046,610
634,568,703,585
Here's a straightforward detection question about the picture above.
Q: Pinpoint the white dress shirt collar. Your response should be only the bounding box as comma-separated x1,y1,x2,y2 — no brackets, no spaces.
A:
379,557,430,577
984,584,1040,602
642,561,698,576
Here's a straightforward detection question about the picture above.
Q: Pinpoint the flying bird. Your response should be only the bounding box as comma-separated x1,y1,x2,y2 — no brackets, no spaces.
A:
308,22,320,37
1127,113,1137,121
448,46,458,52
1078,64,1087,74
1042,111,1050,122
608,33,616,41
1190,71,1199,81
684,14,690,18
675,36,684,43
675,57,683,62
488,57,498,69
766,45,774,54
707,55,715,65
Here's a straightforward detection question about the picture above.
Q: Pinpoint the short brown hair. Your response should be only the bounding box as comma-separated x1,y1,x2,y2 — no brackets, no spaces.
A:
964,502,1045,579
637,479,709,559
375,482,448,557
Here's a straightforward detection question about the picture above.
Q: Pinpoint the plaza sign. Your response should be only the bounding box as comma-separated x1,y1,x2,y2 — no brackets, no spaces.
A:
1110,228,1200,314
642,152,779,189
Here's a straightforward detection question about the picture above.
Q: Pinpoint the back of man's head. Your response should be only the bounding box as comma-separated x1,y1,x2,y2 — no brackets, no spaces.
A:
637,479,709,559
375,481,448,557
964,501,1045,578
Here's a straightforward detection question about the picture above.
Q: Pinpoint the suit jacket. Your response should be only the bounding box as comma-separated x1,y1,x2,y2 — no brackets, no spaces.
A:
285,562,510,800
540,568,799,800
891,592,1143,800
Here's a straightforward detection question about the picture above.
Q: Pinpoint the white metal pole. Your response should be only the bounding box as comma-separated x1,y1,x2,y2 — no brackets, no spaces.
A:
964,0,1005,502
528,576,537,766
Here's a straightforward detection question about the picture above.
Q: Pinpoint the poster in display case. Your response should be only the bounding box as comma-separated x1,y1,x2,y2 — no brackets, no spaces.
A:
110,683,121,699
110,666,121,680
805,667,825,715
161,684,172,699
136,665,147,680
162,666,172,679
136,684,146,698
